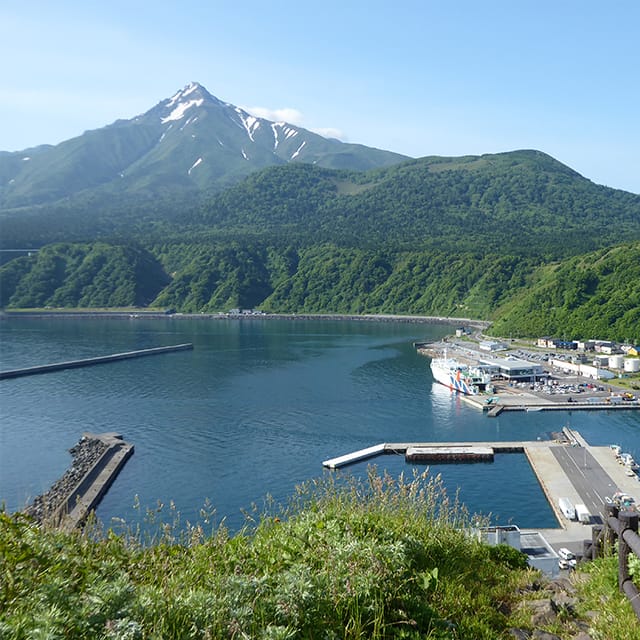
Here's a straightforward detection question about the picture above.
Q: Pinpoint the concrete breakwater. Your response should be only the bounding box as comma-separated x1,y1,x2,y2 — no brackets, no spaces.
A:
24,432,133,531
0,343,193,380
4,310,491,329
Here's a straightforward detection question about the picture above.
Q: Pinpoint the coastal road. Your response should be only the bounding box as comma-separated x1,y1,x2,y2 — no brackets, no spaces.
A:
551,446,618,523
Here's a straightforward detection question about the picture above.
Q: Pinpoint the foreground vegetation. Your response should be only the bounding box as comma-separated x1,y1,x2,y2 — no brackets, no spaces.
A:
1,471,637,639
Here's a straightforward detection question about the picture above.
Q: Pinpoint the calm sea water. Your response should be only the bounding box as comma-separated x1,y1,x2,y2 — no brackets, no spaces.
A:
1,316,639,532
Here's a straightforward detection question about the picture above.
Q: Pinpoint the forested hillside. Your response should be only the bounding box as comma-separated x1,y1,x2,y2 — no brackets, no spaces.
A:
1,150,639,341
490,242,640,341
4,150,640,254
190,151,640,256
0,243,168,309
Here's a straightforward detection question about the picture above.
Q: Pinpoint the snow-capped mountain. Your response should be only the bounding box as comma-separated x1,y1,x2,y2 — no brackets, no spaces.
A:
0,82,408,208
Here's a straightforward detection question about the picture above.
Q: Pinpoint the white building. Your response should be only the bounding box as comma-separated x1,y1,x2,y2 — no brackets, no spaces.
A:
580,364,615,380
479,357,545,381
477,525,559,577
479,341,509,352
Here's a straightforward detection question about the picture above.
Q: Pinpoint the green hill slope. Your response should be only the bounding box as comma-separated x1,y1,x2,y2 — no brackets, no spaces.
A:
0,243,169,308
1,472,636,639
192,150,640,256
2,149,639,341
490,241,640,341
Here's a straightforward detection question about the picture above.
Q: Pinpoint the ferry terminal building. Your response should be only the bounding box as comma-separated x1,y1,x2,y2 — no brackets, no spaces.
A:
478,357,545,381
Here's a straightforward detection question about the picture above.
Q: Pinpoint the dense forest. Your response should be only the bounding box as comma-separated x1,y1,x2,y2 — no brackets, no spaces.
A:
490,242,640,341
1,151,639,341
189,152,640,256
2,239,639,342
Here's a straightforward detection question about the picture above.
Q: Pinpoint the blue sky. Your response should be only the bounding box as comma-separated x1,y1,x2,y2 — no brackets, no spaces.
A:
2,1,639,193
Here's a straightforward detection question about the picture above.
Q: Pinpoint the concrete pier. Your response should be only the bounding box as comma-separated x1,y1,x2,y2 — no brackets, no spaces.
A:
57,433,134,532
460,391,640,414
322,444,387,469
406,445,494,463
324,439,547,469
323,432,640,552
0,343,193,380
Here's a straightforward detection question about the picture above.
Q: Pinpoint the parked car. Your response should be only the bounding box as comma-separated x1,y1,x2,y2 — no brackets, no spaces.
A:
558,547,575,560
558,548,577,567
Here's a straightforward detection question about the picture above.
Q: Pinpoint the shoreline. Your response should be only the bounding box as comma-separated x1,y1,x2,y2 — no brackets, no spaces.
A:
2,309,491,328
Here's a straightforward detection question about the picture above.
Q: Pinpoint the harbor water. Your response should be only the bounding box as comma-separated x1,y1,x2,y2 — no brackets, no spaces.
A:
1,316,639,532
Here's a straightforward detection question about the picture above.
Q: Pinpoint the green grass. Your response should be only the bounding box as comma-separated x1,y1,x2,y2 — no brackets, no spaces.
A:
0,469,636,639
574,554,640,640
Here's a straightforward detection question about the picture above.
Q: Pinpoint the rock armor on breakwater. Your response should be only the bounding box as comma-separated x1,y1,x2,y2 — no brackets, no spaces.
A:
25,435,108,524
24,432,133,529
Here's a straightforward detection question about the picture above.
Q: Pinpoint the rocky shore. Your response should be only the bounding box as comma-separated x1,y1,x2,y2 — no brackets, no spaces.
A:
24,435,108,524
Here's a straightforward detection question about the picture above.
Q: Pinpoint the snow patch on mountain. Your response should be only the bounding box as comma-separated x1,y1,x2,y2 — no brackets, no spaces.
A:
282,125,299,140
181,115,199,130
161,99,204,124
158,123,173,144
270,123,299,149
188,157,203,175
234,108,261,142
167,82,201,107
241,148,248,160
291,141,306,160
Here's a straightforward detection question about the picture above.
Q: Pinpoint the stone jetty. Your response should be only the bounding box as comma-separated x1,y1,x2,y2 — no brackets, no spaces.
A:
24,432,133,531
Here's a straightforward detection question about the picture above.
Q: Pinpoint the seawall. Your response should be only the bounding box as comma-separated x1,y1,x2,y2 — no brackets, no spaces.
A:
3,310,491,329
0,343,193,379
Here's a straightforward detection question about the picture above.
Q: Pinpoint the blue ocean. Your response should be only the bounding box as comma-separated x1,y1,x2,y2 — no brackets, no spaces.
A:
1,316,638,532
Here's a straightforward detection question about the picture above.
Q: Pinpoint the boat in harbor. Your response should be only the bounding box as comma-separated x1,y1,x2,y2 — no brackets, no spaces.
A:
430,353,491,395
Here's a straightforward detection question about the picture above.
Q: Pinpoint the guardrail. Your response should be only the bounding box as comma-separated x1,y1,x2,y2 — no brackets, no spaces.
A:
598,505,640,619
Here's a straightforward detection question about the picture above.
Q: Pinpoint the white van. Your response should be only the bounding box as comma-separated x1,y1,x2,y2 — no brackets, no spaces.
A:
558,547,574,561
558,497,576,520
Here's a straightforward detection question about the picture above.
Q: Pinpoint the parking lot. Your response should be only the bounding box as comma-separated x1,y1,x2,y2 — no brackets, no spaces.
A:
443,340,638,403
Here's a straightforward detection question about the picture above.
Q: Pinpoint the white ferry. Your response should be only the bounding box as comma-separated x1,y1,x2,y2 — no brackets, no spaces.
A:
430,354,491,395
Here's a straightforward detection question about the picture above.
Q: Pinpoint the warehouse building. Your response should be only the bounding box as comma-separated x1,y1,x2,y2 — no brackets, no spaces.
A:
478,356,545,381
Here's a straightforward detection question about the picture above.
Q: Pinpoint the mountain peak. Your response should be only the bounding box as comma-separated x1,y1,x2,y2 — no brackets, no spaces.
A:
160,82,220,123
167,82,213,104
0,82,408,209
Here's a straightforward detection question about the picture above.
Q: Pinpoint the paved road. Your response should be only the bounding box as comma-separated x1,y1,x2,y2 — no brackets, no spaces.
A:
551,446,618,524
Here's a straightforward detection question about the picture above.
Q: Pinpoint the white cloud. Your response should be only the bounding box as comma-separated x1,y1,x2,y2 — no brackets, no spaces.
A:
241,105,346,142
311,127,346,141
242,105,304,125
